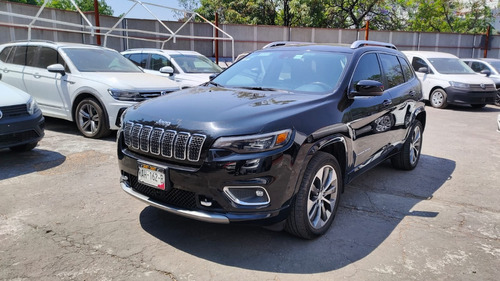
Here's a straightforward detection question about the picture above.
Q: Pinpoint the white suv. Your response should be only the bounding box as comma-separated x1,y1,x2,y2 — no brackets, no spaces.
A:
0,41,181,138
403,51,497,108
121,49,222,87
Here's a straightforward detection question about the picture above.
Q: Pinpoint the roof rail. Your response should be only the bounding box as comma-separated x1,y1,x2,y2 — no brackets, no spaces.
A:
13,39,56,44
262,41,310,49
351,40,397,50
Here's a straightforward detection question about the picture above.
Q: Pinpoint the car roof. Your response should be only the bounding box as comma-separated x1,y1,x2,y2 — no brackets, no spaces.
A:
402,50,458,59
1,40,115,51
123,48,203,56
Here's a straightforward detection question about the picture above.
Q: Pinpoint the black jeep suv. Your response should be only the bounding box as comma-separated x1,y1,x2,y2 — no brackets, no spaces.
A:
117,40,426,239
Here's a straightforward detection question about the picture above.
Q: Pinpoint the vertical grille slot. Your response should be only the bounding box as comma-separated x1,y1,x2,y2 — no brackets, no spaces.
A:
174,133,190,160
131,124,143,149
123,122,134,146
140,126,153,152
188,134,206,162
150,128,164,155
161,130,177,158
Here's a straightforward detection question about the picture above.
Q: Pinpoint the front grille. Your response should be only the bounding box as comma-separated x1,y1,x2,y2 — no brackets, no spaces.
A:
470,84,497,91
137,90,177,101
0,130,40,146
0,104,28,118
128,174,197,209
124,121,206,162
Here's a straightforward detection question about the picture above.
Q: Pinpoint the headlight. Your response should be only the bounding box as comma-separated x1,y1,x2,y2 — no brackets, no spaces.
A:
108,89,142,101
27,97,39,115
449,81,470,88
212,129,292,153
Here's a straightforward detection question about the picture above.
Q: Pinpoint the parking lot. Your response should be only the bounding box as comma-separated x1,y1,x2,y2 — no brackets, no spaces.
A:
1,105,499,281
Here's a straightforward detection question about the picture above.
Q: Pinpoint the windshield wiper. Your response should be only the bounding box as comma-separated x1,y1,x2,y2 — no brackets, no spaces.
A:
208,81,223,87
239,86,278,91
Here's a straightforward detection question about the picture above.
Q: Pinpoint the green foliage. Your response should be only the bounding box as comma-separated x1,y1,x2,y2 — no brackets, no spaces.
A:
5,0,113,15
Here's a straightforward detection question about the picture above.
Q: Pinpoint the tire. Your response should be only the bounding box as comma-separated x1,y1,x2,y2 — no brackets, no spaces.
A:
75,98,110,138
9,142,37,152
471,104,486,108
495,91,500,106
285,152,342,239
429,88,448,109
391,120,423,170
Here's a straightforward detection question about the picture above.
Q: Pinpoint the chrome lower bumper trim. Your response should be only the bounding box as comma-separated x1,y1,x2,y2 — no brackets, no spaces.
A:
121,180,230,224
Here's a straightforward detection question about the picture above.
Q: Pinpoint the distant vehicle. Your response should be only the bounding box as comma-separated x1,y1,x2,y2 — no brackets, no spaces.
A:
122,49,223,87
461,58,500,106
403,51,497,108
0,80,44,152
0,41,181,138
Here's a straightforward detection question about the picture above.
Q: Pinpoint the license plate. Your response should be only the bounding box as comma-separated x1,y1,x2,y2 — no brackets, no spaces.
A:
138,162,166,190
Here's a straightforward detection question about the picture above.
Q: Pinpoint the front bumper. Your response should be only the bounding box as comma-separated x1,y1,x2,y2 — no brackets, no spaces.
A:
444,87,497,105
117,132,298,225
0,110,45,149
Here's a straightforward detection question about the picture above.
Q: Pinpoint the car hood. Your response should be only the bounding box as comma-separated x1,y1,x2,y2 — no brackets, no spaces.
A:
124,85,330,137
438,73,496,85
0,82,31,106
174,73,213,87
76,72,181,90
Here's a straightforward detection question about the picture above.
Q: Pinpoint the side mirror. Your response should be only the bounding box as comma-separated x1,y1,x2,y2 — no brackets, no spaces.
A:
351,80,384,97
480,69,491,77
159,66,174,76
417,67,429,73
209,73,218,81
47,64,66,76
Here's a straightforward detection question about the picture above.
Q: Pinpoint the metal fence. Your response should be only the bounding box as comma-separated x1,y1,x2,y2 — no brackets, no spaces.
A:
0,0,498,60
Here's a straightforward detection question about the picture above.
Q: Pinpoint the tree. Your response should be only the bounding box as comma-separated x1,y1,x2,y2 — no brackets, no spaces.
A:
5,0,114,15
5,0,39,4
196,0,277,25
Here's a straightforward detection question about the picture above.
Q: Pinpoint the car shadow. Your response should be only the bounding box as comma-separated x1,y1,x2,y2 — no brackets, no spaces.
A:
0,148,66,180
44,116,117,141
138,154,455,273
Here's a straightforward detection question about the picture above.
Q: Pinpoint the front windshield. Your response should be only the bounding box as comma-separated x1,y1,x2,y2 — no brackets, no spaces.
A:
487,61,500,73
428,58,475,74
171,54,222,73
212,49,349,93
63,48,142,72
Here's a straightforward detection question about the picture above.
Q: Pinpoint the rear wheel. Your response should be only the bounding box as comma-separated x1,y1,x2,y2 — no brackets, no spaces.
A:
285,152,342,239
75,98,110,138
391,120,423,170
430,88,448,108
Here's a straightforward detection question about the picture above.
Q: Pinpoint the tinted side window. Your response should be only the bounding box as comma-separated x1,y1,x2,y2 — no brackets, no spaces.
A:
470,61,488,73
0,46,13,62
351,53,382,90
26,46,38,67
12,46,28,65
127,53,147,68
36,47,59,68
150,54,172,71
380,54,405,89
399,57,414,81
411,57,428,71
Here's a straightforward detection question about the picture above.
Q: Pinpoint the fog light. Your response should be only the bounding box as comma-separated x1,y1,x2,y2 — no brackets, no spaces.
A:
223,186,270,206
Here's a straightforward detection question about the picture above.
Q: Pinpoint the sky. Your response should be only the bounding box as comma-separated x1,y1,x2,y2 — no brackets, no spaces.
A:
105,0,184,21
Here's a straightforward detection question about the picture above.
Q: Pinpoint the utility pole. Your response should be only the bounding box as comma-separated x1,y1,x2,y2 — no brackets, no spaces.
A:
94,0,101,45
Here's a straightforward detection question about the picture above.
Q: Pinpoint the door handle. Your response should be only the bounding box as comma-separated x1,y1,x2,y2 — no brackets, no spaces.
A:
383,100,392,106
33,73,41,79
2,68,8,73
409,90,416,96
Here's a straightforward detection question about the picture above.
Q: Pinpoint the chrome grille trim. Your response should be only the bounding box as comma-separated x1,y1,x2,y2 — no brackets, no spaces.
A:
124,122,206,162
174,132,190,160
140,126,153,152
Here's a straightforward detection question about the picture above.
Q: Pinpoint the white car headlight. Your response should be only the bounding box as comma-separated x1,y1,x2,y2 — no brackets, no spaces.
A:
449,81,470,88
212,129,292,153
108,89,142,101
27,97,39,115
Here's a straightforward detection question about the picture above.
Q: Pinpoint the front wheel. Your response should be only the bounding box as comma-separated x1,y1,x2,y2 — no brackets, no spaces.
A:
285,152,342,239
391,120,423,170
495,91,500,106
75,98,110,138
430,89,448,109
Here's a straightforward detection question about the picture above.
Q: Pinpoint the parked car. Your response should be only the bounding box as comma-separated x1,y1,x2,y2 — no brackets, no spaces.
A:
117,40,427,239
402,51,497,108
0,80,44,152
0,41,181,138
121,49,222,87
461,58,500,106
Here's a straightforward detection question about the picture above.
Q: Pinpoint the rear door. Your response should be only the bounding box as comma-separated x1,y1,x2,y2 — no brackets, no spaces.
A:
0,45,28,91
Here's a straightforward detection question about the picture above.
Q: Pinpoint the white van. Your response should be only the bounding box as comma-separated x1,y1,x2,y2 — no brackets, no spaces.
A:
402,51,497,108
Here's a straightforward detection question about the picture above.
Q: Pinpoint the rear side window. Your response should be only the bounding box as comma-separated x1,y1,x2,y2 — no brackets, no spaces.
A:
0,46,13,62
126,53,147,68
399,56,415,81
380,54,404,89
25,46,38,67
351,53,382,90
11,46,28,65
